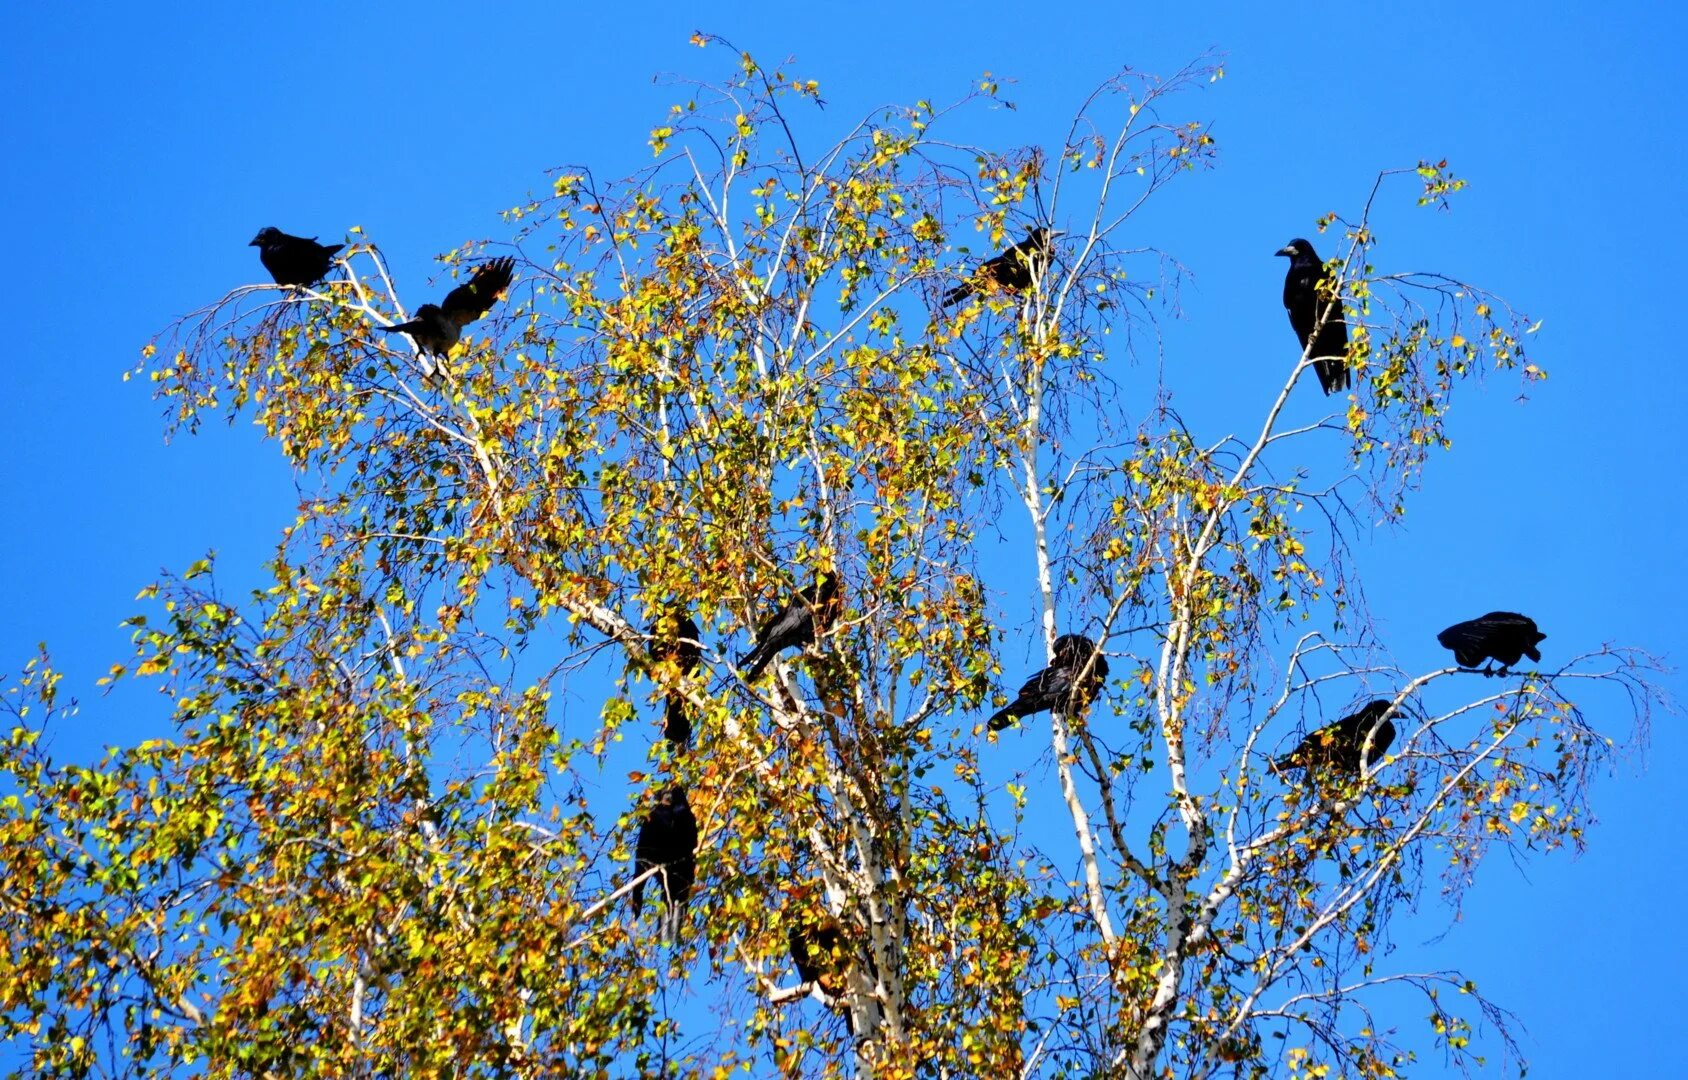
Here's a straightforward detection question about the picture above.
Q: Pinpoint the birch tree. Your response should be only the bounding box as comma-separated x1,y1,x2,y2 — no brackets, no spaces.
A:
0,42,1655,1079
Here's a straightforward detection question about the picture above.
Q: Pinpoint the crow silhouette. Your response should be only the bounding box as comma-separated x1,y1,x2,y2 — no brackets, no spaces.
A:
1275,699,1398,776
649,607,703,747
250,227,344,287
988,633,1109,731
632,786,699,942
1276,238,1349,394
381,256,515,359
1437,612,1545,675
944,227,1058,307
788,912,853,998
739,570,842,682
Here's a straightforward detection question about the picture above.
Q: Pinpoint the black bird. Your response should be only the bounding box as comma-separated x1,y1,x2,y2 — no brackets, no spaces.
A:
1437,612,1546,675
789,912,853,998
988,633,1110,731
380,256,516,359
649,607,703,747
631,786,699,939
1274,699,1398,775
944,227,1058,307
738,570,842,682
250,227,344,288
1276,238,1350,394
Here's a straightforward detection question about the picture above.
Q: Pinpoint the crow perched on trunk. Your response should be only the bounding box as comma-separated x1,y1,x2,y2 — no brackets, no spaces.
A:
1276,238,1350,394
381,256,516,360
788,912,853,998
632,786,699,941
649,607,702,747
1275,699,1398,775
1437,612,1546,675
944,227,1058,307
738,570,842,682
249,227,344,287
988,633,1110,731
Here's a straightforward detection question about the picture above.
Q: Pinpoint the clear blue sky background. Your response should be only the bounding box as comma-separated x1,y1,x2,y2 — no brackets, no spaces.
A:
2,2,1681,1074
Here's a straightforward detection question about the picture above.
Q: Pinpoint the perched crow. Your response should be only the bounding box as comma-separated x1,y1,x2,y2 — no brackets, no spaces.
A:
1276,238,1350,395
738,570,842,682
632,786,699,939
1275,699,1398,775
788,913,853,998
944,227,1058,307
381,256,516,359
649,607,703,747
250,227,344,288
1437,612,1546,675
988,633,1110,731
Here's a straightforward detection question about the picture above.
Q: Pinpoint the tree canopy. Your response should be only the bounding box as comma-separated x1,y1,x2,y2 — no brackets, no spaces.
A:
0,43,1656,1079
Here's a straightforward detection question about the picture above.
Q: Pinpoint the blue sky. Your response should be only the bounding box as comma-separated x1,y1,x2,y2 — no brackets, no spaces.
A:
2,2,1682,1073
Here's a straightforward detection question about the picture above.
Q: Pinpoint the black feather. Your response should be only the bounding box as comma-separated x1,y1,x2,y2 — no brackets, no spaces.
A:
631,786,699,940
1275,700,1398,775
988,635,1110,731
1437,612,1546,670
739,571,841,681
944,228,1056,307
249,226,344,288
1277,238,1350,395
381,257,516,359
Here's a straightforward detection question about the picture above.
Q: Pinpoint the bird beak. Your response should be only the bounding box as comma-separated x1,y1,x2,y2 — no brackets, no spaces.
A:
249,236,262,246
1274,245,1295,257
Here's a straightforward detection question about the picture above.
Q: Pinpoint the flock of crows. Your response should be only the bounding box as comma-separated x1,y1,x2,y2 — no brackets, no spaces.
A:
246,224,1552,1004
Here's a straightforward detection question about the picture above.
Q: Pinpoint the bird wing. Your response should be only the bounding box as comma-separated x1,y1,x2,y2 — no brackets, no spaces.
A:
1309,273,1350,393
667,805,700,902
1478,611,1538,633
439,257,515,327
1436,619,1492,666
1023,665,1074,706
759,601,812,651
634,810,668,870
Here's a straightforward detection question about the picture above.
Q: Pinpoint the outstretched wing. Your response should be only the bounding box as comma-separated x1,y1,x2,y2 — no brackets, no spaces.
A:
439,256,515,328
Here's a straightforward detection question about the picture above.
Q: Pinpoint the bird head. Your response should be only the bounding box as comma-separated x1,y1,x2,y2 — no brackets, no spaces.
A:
1027,226,1065,249
1052,634,1093,662
1275,238,1318,261
250,227,280,248
1360,699,1399,722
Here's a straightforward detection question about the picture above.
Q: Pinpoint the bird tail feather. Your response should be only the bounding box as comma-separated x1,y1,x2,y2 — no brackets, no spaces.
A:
987,707,1017,731
664,696,691,746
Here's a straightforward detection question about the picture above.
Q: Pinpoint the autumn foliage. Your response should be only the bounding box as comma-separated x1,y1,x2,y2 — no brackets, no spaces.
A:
0,43,1653,1079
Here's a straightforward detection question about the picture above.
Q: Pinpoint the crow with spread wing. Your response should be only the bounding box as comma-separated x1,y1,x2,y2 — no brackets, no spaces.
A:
381,256,515,360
